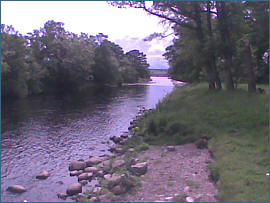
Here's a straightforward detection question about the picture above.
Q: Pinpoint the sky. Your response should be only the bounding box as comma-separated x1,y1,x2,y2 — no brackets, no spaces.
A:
1,1,174,69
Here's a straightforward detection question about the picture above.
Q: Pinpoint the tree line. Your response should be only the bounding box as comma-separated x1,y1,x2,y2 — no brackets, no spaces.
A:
1,20,150,99
112,1,269,92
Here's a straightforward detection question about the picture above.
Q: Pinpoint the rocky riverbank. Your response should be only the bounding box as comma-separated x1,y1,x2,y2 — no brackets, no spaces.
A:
52,107,218,202
6,106,218,202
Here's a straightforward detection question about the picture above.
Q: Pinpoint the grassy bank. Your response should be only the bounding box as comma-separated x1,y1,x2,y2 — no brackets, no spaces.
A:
135,83,269,201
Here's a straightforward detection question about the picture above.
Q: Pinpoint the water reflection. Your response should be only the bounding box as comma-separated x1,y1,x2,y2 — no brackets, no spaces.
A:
1,77,179,202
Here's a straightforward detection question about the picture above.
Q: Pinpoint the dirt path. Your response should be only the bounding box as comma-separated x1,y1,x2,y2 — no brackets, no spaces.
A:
119,143,218,202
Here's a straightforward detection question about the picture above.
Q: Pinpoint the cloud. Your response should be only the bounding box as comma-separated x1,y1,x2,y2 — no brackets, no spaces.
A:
114,36,171,69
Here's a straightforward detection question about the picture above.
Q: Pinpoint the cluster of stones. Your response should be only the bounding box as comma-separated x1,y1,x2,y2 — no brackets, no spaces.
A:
57,155,148,201
6,107,150,199
6,170,50,194
57,107,150,201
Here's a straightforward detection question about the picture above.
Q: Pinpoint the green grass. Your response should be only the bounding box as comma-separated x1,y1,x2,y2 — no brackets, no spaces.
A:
136,83,269,202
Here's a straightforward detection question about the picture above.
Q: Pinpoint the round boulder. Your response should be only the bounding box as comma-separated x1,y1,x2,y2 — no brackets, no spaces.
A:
86,156,102,167
98,160,111,173
104,174,122,189
167,146,176,152
110,136,122,144
120,133,129,139
66,183,82,196
128,148,136,153
130,162,148,176
36,170,50,180
84,166,98,174
69,160,86,171
7,185,26,193
115,147,124,154
78,172,93,181
112,160,125,169
70,171,79,176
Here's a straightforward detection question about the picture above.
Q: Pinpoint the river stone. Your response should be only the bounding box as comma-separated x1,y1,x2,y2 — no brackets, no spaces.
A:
77,170,84,175
78,172,92,181
36,170,50,179
66,183,82,196
110,136,122,144
98,160,111,173
128,148,136,153
184,186,190,192
120,133,129,139
96,170,104,177
110,185,126,195
104,174,122,189
167,146,176,152
57,192,68,200
130,162,148,176
90,196,100,202
115,147,124,154
127,158,139,168
69,160,86,171
84,166,98,174
119,139,127,145
112,159,125,169
7,185,26,193
70,171,79,176
186,197,194,202
86,156,102,166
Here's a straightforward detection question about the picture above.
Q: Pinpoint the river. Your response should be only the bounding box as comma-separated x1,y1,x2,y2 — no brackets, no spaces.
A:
1,77,184,202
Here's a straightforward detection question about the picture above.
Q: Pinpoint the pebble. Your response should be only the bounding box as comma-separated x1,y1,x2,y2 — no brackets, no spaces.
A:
7,185,27,193
184,186,190,192
165,196,173,200
186,196,194,202
36,170,50,179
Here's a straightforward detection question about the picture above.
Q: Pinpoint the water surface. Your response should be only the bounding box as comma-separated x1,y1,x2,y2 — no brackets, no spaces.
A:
1,77,184,202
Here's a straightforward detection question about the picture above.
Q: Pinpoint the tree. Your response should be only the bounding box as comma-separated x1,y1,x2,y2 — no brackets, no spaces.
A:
1,24,29,98
126,50,150,80
92,40,122,85
111,1,269,91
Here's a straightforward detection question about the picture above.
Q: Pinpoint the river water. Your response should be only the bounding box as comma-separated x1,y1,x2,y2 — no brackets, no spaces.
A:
1,77,184,202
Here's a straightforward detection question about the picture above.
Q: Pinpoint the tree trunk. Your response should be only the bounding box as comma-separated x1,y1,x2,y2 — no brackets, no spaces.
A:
193,2,216,90
216,1,234,90
246,41,256,92
207,1,222,90
224,56,235,90
212,57,222,89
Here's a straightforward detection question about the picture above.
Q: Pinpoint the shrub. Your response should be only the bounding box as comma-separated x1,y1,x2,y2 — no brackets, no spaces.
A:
137,143,150,152
148,119,157,135
195,139,208,149
208,163,220,183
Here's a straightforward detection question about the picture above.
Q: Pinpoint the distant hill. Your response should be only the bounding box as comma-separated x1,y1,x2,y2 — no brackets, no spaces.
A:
149,69,168,77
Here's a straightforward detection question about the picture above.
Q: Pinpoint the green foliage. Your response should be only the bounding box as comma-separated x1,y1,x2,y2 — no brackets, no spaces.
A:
1,21,151,99
208,162,220,183
195,139,208,149
143,1,269,88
